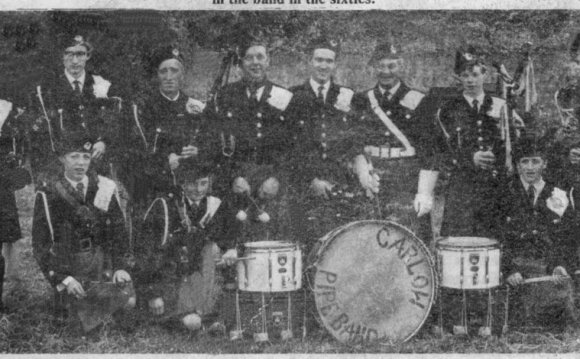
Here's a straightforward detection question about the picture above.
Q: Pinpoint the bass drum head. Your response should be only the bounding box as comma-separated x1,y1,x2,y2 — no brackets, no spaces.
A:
312,220,437,346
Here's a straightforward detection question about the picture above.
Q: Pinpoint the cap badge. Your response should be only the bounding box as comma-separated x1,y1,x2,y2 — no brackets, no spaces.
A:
172,49,180,57
463,53,473,61
390,44,397,54
329,40,338,47
83,142,92,150
74,35,84,43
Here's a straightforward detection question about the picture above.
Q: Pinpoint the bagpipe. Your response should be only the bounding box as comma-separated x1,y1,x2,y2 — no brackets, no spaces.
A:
492,42,535,176
0,102,32,191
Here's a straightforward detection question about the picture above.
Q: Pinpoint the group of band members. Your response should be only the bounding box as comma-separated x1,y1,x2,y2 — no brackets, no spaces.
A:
0,31,580,334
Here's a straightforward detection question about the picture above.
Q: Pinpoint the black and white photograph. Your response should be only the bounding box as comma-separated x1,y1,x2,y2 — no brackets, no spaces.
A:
1,0,580,354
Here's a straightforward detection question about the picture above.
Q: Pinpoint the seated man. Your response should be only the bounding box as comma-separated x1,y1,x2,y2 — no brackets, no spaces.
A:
136,158,236,332
32,135,135,332
501,133,579,329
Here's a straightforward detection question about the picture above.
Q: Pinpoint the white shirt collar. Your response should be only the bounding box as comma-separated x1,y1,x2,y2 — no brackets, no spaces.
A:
463,93,485,108
379,81,401,98
520,176,545,202
310,78,331,100
246,86,265,101
65,175,89,195
160,90,180,102
65,70,86,91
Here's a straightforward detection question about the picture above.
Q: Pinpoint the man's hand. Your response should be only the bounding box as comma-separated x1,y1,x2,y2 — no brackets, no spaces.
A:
569,148,580,165
506,272,524,287
310,178,333,199
473,150,496,170
232,177,251,194
180,145,198,159
149,297,165,315
92,141,106,160
413,193,433,217
112,270,132,283
221,248,238,266
65,277,86,299
352,155,380,197
553,266,569,286
168,153,180,171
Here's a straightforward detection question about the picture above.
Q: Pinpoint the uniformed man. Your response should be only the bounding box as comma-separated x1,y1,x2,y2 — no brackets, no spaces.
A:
352,40,432,242
127,45,205,207
136,158,235,333
286,37,379,244
415,46,522,238
28,35,121,184
501,133,579,329
204,39,293,241
0,98,30,311
31,134,135,332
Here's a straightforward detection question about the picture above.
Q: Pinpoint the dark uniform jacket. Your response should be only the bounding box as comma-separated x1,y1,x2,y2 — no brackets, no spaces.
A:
204,80,293,182
500,178,579,278
352,82,429,161
0,100,28,243
28,71,121,178
128,91,206,203
136,191,235,298
286,80,361,189
32,173,129,288
430,92,515,237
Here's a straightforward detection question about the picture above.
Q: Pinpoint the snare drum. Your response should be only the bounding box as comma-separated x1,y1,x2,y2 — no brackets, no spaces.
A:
236,241,302,292
436,237,500,290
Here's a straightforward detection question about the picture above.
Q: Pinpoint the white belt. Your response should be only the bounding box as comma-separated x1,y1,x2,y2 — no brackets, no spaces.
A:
364,145,416,159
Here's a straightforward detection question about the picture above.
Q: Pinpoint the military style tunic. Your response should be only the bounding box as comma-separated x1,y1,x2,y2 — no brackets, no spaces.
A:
0,99,28,243
28,71,121,180
499,178,579,327
136,191,235,320
286,80,360,190
204,80,293,195
32,173,130,288
127,91,206,204
352,82,432,240
500,179,578,277
431,92,516,237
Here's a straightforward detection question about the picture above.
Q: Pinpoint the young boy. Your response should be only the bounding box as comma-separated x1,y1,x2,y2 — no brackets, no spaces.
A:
501,133,579,329
136,157,236,332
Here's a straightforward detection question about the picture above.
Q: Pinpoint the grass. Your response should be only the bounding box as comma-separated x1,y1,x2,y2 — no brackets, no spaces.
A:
2,184,580,354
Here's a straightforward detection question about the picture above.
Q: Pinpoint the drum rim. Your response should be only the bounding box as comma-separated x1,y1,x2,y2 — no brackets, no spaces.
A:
242,240,299,249
436,236,500,249
311,220,438,346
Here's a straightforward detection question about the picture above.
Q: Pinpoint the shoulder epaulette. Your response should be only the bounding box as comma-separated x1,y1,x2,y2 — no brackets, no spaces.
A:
400,89,425,110
268,85,293,111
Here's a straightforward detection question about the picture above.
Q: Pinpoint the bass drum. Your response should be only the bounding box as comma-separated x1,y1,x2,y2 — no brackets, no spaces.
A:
309,220,437,346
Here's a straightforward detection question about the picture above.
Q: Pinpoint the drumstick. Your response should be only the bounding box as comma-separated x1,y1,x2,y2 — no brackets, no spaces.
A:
214,256,256,263
522,275,570,284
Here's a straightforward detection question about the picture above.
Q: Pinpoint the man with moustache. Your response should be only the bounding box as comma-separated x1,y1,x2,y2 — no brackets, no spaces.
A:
352,41,432,243
28,35,120,184
204,39,293,242
127,46,205,207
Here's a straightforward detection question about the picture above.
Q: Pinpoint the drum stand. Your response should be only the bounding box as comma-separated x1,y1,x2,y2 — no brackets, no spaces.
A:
439,288,495,338
229,290,243,341
253,292,269,343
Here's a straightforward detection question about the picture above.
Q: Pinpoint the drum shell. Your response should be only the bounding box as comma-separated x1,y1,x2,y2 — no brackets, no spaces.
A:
436,237,501,290
236,241,302,292
309,220,437,346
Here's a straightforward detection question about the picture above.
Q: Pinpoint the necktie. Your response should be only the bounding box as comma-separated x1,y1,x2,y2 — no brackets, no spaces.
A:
76,182,85,202
527,185,535,207
318,85,325,104
73,80,81,95
472,99,479,114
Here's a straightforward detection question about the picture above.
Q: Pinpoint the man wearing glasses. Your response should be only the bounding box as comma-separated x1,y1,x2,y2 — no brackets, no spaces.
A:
28,35,119,185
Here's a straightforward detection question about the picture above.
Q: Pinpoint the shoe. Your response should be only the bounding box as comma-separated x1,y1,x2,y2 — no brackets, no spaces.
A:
206,321,226,336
